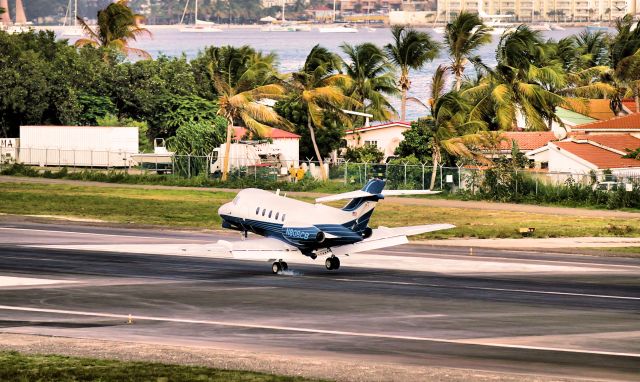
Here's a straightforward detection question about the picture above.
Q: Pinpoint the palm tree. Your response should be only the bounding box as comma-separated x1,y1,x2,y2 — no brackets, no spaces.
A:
209,46,289,181
419,67,486,189
75,0,151,59
340,42,398,122
444,11,492,91
464,25,569,131
384,26,440,121
289,45,359,180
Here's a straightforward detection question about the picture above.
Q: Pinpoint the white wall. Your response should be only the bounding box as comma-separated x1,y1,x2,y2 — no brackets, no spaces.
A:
272,138,299,165
345,125,409,160
547,145,594,174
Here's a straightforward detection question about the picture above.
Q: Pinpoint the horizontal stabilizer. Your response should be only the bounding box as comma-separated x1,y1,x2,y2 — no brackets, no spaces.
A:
316,189,440,203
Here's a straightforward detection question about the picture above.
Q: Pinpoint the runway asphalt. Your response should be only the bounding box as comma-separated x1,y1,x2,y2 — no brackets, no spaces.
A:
0,220,639,381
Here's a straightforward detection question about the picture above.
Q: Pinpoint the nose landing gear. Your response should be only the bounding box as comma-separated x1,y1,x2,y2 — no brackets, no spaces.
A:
325,256,340,270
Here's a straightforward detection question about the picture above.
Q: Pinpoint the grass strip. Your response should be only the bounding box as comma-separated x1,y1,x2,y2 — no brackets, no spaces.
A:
0,351,321,382
1,182,640,239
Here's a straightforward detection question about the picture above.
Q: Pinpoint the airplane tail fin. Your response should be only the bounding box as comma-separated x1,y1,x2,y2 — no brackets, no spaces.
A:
342,179,385,233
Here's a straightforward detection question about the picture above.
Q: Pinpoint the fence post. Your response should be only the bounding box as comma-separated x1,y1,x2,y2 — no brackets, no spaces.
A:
457,165,462,192
344,160,349,184
188,155,191,178
535,176,538,195
515,169,518,197
364,162,368,181
440,165,443,190
421,163,425,190
403,162,407,185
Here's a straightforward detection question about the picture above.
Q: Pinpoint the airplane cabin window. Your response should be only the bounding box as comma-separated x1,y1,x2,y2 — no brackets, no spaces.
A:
262,209,266,216
255,207,260,215
269,211,272,218
275,212,279,220
282,214,286,222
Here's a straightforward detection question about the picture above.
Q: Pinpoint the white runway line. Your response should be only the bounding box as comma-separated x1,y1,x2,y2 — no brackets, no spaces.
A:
0,276,75,287
0,304,639,358
0,227,210,242
322,277,640,301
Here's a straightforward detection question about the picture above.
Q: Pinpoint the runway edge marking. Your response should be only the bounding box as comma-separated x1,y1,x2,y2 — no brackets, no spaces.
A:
1,304,639,358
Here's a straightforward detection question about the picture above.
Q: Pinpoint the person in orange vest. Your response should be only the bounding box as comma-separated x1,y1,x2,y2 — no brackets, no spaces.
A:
288,164,296,182
296,167,305,182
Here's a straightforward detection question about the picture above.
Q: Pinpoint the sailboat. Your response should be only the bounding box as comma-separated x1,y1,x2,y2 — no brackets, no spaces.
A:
61,0,82,36
317,0,357,33
3,0,31,34
262,0,310,32
179,0,223,33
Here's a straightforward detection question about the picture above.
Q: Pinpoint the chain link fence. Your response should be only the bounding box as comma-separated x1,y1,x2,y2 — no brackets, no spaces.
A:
2,147,639,193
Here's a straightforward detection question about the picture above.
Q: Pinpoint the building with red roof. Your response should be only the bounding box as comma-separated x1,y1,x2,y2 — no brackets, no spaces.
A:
569,112,640,133
527,135,640,176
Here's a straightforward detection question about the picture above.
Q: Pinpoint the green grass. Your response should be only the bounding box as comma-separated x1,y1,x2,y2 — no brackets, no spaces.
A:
0,351,321,382
2,182,640,239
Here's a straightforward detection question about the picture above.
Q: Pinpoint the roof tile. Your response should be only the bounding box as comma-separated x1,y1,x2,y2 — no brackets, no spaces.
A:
573,112,640,130
233,126,300,140
554,141,640,169
500,131,557,150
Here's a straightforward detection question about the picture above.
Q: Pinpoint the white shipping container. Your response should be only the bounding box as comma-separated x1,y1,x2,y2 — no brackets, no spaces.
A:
19,125,138,167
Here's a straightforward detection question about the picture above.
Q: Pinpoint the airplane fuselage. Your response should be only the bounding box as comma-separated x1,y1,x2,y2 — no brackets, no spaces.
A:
218,188,375,254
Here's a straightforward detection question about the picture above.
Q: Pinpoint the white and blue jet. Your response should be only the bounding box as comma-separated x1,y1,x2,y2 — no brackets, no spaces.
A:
218,178,454,273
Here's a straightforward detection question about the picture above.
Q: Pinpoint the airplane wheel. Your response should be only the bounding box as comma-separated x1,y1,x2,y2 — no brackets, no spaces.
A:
332,257,340,270
272,262,282,274
325,258,333,270
281,262,288,271
325,257,340,270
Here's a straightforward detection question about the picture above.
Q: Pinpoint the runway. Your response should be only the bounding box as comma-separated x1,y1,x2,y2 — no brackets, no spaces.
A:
0,220,639,381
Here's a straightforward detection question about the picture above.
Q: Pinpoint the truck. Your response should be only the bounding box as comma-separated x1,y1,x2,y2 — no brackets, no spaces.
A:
210,143,263,175
18,125,138,167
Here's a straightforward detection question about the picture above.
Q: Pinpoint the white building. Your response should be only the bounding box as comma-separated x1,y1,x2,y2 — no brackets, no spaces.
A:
233,126,300,166
344,121,411,161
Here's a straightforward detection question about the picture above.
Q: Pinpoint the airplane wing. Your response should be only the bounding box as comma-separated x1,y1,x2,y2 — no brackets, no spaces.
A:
316,189,440,203
330,224,455,257
218,237,301,261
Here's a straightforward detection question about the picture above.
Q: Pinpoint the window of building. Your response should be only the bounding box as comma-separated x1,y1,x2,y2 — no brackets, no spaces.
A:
364,140,378,147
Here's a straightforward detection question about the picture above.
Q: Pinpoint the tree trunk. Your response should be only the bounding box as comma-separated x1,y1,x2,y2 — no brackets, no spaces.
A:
400,69,410,121
429,147,440,190
221,119,233,181
308,119,327,180
455,69,462,92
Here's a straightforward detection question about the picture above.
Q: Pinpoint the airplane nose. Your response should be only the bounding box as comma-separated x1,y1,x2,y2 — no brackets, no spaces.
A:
218,202,232,216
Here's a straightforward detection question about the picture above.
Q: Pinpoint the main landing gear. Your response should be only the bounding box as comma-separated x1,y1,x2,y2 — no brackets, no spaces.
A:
325,256,340,271
271,260,288,274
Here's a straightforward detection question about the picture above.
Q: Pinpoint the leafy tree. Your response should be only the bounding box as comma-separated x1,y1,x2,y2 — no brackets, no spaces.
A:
77,94,117,125
340,42,398,121
166,119,227,156
288,44,359,179
76,0,152,60
444,11,491,91
344,144,384,163
623,147,640,160
146,95,219,139
394,119,436,164
384,26,440,121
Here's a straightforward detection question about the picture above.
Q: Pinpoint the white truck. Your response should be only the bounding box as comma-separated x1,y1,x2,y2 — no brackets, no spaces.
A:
210,143,262,175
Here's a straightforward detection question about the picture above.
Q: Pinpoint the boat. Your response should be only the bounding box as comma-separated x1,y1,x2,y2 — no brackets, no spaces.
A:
179,0,223,33
529,23,551,31
261,0,310,32
61,0,82,36
432,26,445,34
318,24,358,33
550,24,565,31
318,0,357,33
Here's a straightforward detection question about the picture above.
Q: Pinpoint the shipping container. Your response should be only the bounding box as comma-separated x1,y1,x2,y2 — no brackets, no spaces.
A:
19,126,138,167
